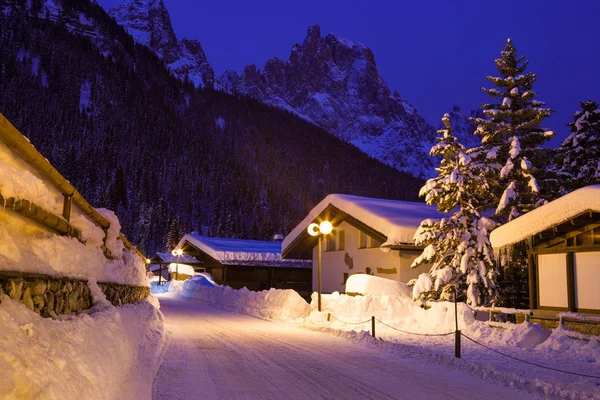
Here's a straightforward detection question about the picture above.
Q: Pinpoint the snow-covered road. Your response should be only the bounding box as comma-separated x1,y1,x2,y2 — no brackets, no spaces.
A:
152,296,534,399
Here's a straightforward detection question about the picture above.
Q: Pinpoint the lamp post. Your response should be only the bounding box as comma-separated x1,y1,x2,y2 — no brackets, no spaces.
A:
171,248,183,280
307,220,333,312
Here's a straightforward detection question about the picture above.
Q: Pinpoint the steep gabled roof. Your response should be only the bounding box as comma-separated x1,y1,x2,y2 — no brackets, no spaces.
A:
178,233,310,268
490,185,600,248
282,194,441,259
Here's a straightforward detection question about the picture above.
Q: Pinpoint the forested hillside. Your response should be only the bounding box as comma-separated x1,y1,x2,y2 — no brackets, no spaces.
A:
0,1,422,253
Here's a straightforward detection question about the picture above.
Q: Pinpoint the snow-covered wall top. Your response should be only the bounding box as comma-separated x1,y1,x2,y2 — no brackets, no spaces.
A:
0,122,146,286
490,185,600,248
178,234,309,267
282,194,442,252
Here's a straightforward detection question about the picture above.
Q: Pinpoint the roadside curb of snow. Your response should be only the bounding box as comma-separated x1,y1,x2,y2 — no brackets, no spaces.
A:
301,325,599,400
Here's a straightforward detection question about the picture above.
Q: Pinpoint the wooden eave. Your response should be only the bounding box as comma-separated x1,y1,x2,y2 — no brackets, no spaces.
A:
530,210,600,253
282,204,388,259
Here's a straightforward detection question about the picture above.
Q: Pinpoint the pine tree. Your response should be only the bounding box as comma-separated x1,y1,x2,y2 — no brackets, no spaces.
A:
469,39,555,308
470,38,554,223
555,100,600,192
412,114,497,306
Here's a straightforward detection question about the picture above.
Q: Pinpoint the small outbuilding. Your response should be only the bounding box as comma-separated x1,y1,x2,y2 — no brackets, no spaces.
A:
148,251,203,281
176,233,312,295
282,194,441,293
490,185,600,315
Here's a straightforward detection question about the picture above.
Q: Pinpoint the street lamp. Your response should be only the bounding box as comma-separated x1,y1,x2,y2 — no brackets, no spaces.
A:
307,221,333,312
171,248,183,280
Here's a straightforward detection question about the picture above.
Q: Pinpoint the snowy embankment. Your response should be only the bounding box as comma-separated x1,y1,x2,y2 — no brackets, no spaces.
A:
167,274,600,400
0,136,166,398
171,274,310,322
0,297,166,399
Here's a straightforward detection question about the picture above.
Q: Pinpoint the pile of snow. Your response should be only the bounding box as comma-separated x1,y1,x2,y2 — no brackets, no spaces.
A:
305,291,474,334
345,274,411,298
0,296,166,399
177,276,310,322
150,279,186,295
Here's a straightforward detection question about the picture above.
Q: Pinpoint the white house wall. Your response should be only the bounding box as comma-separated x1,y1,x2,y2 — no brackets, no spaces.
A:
538,254,568,308
312,221,427,293
574,251,600,310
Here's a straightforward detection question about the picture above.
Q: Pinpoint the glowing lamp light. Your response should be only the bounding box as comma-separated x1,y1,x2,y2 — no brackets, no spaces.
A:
172,249,183,256
319,221,333,235
307,223,320,236
145,258,151,264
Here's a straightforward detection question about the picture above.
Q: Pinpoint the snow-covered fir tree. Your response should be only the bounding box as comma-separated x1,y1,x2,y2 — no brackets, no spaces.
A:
468,39,555,308
555,100,600,192
412,114,497,306
470,38,555,223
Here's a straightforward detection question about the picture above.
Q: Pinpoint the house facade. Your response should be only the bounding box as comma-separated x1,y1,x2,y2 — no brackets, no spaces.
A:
282,194,441,293
490,185,600,314
176,233,312,296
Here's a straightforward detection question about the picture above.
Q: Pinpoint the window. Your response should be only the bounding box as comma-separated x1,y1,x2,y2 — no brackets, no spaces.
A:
359,231,368,249
338,229,345,251
325,231,336,252
370,237,382,248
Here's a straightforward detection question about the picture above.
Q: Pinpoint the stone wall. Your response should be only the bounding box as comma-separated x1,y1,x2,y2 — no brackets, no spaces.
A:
0,272,149,317
98,282,150,306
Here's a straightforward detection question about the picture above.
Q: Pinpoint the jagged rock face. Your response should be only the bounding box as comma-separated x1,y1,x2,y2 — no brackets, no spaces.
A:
438,105,482,149
217,25,436,178
110,0,214,87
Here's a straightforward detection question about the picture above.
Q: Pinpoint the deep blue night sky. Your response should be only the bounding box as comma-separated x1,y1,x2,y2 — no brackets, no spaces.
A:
100,0,600,146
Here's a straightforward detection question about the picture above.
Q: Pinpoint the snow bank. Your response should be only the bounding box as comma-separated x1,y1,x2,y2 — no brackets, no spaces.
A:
177,276,310,322
0,296,166,399
345,273,411,298
306,291,474,334
0,203,147,287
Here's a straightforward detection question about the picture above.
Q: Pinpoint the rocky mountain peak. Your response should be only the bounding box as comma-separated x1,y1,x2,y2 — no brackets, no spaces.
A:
109,0,214,87
438,106,482,149
217,25,436,178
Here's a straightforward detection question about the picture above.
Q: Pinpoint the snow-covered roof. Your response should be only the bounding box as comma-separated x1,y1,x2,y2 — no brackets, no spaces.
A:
153,252,200,264
283,194,442,255
490,185,600,248
149,263,196,276
178,234,310,268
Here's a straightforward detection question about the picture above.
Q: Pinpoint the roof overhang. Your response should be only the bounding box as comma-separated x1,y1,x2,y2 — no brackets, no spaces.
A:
282,204,388,259
490,185,600,248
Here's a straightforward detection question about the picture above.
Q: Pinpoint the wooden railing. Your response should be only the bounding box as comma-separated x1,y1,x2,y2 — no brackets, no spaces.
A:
0,112,144,260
